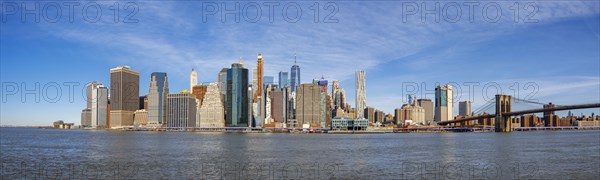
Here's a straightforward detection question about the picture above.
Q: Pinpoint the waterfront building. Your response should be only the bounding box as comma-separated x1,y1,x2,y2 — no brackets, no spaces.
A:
109,66,139,128
278,71,289,88
290,55,301,92
364,106,375,124
226,61,249,127
375,110,385,124
133,109,148,127
190,69,197,93
459,101,472,116
147,72,169,127
434,84,453,122
197,83,225,128
81,109,91,127
417,99,434,124
355,70,366,119
296,83,322,127
91,85,108,128
270,88,288,127
397,96,426,125
330,117,368,131
166,93,197,128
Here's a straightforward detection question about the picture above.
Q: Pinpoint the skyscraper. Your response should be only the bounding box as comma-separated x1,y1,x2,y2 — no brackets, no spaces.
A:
434,84,453,122
148,72,169,127
417,99,434,124
355,70,366,119
296,83,321,127
278,71,289,88
81,81,102,127
218,68,228,95
226,62,249,127
290,54,301,92
109,66,140,128
190,69,197,92
91,85,108,128
263,76,274,86
197,83,225,128
254,53,264,101
459,101,472,116
166,93,197,128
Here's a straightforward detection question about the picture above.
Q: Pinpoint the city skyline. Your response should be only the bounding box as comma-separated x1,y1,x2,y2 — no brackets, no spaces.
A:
1,1,600,126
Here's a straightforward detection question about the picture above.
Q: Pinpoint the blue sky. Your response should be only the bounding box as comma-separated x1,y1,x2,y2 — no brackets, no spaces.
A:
1,1,599,126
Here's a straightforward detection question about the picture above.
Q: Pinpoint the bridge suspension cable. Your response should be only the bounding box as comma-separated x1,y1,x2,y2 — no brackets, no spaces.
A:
473,100,495,115
512,97,563,107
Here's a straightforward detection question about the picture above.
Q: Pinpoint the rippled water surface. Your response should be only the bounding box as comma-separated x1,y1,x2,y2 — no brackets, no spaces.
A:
1,128,599,179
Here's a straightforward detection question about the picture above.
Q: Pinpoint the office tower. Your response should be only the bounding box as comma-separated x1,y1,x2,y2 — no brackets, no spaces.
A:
134,109,148,126
166,93,197,128
375,110,385,123
278,71,289,88
270,88,288,127
459,101,472,116
434,84,453,122
290,55,301,92
81,109,91,127
296,83,321,127
254,53,264,101
109,66,139,128
148,72,169,127
81,81,102,127
332,80,340,108
252,67,258,95
263,76,274,86
417,99,434,124
543,102,556,126
197,83,225,128
91,85,108,128
226,62,249,127
218,68,228,94
192,85,208,105
190,69,197,92
398,96,426,125
355,70,366,119
139,96,147,110
364,107,375,124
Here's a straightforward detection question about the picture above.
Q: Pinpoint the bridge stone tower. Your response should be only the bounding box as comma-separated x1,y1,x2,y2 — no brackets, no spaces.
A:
495,95,512,132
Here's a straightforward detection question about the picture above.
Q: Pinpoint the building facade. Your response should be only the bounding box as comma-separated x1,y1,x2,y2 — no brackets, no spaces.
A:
190,69,197,92
296,83,322,127
355,70,366,119
166,93,197,128
148,72,169,127
226,62,249,127
417,99,434,124
91,85,108,128
459,101,472,116
278,71,289,88
434,84,453,122
197,83,225,128
134,109,148,127
290,55,301,92
109,66,139,128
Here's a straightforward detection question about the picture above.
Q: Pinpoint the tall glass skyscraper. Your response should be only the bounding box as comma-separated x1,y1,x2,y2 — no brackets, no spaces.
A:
226,62,249,127
278,71,289,88
148,72,169,127
434,84,453,122
290,55,301,92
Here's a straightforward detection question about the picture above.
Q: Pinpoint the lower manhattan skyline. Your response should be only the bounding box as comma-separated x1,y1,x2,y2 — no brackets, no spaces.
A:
2,1,600,179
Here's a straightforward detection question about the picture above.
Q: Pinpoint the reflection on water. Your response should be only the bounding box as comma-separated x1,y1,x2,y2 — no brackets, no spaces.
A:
1,128,599,179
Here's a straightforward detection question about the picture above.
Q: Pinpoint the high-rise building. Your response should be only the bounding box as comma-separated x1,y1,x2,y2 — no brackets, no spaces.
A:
109,66,139,128
459,101,472,116
296,83,322,127
190,69,197,92
290,55,301,92
434,84,453,122
364,106,375,124
397,96,426,125
270,88,288,127
263,76,274,87
226,62,249,127
81,81,102,127
148,72,169,127
254,53,264,101
278,71,289,88
218,68,228,95
355,70,366,119
197,83,225,128
166,93,197,128
91,85,108,128
192,85,208,105
417,99,434,124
